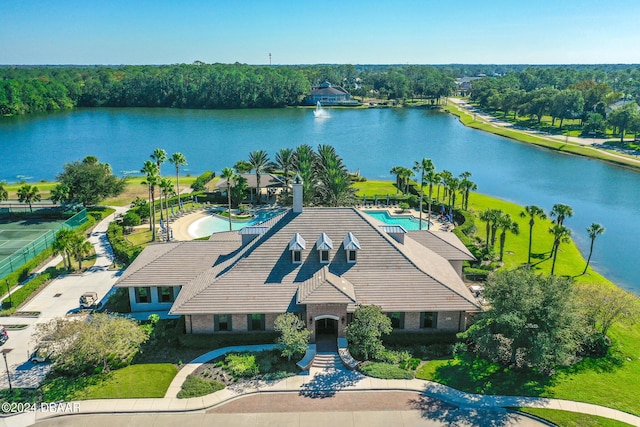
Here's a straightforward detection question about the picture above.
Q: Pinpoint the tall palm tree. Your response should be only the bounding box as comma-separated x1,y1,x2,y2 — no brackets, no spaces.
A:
497,213,519,262
583,223,605,274
151,149,167,220
398,167,413,194
549,224,571,275
413,158,434,230
141,160,159,241
479,209,501,252
275,148,295,196
53,228,74,270
550,203,573,226
248,150,272,205
70,234,93,270
425,169,439,230
294,144,317,205
316,144,355,207
439,170,453,204
0,182,8,202
520,205,547,265
17,184,41,213
458,171,476,210
548,204,574,255
221,167,235,231
389,166,404,193
169,152,187,207
159,177,174,240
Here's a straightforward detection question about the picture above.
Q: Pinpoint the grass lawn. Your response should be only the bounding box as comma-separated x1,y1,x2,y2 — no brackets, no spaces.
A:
519,408,634,427
352,180,401,197
442,102,640,171
41,364,178,401
125,229,154,247
100,175,199,207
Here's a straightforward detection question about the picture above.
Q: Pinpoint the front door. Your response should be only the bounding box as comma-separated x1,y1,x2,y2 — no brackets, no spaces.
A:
315,318,338,352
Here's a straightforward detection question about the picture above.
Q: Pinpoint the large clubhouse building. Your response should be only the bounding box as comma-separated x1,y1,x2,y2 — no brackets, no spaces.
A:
115,181,480,340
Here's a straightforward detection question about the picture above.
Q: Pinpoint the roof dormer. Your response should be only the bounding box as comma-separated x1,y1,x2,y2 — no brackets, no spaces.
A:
343,232,360,264
289,233,306,264
380,225,407,244
239,226,268,246
316,232,333,264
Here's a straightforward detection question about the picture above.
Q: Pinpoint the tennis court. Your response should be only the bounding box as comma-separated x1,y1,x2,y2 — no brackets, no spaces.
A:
0,209,88,280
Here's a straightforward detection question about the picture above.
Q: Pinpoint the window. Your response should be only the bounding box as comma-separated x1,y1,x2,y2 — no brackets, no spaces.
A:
420,312,437,329
320,250,329,263
157,287,174,303
292,250,302,264
247,314,265,331
214,314,232,332
134,287,151,304
387,312,405,329
347,250,357,263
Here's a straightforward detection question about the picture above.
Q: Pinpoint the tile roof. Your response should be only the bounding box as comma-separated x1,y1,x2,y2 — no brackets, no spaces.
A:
167,208,480,315
297,266,357,305
406,230,476,261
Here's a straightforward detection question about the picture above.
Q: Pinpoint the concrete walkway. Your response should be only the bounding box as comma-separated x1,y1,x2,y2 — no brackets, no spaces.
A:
3,345,639,427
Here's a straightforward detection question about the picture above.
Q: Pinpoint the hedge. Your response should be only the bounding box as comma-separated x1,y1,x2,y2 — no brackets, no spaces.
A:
1,267,63,315
107,222,143,266
463,267,489,282
177,330,279,349
382,331,459,347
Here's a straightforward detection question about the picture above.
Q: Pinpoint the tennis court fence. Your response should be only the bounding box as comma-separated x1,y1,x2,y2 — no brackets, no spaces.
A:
0,209,88,281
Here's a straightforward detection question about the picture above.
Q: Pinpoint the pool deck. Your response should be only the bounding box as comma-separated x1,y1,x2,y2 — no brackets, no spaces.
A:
170,206,453,241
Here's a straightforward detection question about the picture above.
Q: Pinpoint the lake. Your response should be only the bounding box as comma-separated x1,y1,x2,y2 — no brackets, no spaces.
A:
1,106,639,292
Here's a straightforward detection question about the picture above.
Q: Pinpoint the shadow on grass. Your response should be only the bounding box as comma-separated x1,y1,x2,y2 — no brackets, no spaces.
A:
41,373,107,402
408,395,520,427
429,353,554,397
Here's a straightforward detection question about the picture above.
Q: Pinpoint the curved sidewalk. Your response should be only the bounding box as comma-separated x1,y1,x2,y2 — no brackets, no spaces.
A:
4,345,639,427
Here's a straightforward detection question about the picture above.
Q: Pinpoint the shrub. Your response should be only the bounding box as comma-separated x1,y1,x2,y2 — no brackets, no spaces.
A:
107,288,131,313
382,332,458,348
377,349,411,365
225,353,259,377
107,222,143,265
190,171,215,192
400,357,421,371
177,375,225,399
1,267,63,314
121,211,141,227
177,330,279,349
398,202,410,211
463,267,489,281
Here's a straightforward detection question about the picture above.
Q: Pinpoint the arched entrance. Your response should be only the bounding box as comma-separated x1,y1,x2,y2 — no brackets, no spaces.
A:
314,315,338,352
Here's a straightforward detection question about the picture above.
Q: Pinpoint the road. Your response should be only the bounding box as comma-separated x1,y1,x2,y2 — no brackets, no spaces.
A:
0,207,127,389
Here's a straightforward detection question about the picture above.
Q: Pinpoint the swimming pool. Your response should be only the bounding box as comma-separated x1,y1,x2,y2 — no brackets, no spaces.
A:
363,210,431,231
188,209,287,238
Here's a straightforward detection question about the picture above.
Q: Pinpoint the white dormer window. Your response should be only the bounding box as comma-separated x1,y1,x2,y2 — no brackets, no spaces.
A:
316,232,333,264
343,232,360,264
289,233,306,265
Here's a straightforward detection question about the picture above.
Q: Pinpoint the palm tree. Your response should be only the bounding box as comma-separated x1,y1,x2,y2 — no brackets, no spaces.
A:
316,144,355,207
221,167,235,231
50,183,70,205
550,203,573,226
248,150,273,205
398,167,413,194
583,223,605,274
458,171,476,210
497,213,519,262
0,182,8,202
440,170,453,204
275,148,295,196
141,160,159,242
549,224,571,275
70,234,93,270
425,169,439,230
389,166,404,193
294,144,317,205
169,152,187,206
479,209,501,252
159,178,174,240
413,158,434,230
17,184,41,213
52,228,74,270
520,205,547,265
151,148,167,220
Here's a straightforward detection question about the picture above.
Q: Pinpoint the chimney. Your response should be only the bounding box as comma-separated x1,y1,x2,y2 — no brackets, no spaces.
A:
292,173,303,213
239,226,268,246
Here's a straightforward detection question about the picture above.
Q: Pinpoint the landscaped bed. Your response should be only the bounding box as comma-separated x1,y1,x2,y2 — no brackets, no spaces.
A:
177,349,299,398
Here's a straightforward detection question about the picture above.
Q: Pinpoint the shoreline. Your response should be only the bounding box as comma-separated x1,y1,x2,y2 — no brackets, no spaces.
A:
443,98,640,171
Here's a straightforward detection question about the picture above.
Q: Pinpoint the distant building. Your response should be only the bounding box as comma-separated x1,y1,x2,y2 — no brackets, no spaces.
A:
303,81,359,106
455,77,483,96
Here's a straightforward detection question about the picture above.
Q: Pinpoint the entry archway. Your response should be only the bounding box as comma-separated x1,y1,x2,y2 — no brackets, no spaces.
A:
314,315,339,352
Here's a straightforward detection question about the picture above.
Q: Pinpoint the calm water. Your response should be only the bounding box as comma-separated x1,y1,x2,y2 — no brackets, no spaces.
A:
363,210,431,231
1,107,639,292
189,209,286,236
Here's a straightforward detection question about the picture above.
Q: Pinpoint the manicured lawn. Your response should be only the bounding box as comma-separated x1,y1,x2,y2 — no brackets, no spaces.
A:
100,175,199,207
359,362,414,379
41,364,178,401
466,191,612,285
352,180,400,197
125,229,154,246
519,408,634,427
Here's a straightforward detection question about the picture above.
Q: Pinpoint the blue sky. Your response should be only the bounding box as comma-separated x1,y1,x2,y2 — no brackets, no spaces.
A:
1,0,638,65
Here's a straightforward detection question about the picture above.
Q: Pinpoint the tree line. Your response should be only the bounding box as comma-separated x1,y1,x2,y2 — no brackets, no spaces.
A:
469,66,640,139
0,63,457,116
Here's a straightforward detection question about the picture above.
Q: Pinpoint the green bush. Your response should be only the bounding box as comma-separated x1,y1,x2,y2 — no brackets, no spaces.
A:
382,332,458,348
359,362,414,379
225,353,259,377
107,222,142,266
377,349,411,365
177,375,225,399
400,357,421,371
190,171,215,192
1,267,63,314
463,267,489,281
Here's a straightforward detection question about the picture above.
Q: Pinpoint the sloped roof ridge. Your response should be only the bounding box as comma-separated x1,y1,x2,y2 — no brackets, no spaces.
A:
355,209,479,308
298,266,356,304
171,209,292,311
423,230,475,259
